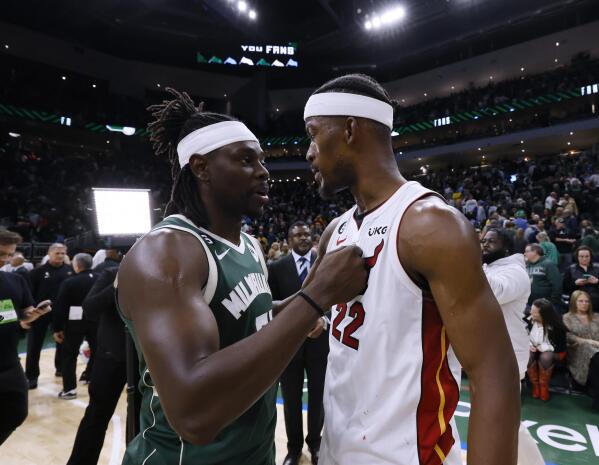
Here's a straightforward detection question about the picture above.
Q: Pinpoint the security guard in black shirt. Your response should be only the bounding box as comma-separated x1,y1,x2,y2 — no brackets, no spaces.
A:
26,243,73,388
52,253,98,399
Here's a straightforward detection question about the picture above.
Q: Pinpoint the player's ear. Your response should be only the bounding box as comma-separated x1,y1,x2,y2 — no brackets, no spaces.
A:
189,154,210,182
344,117,358,145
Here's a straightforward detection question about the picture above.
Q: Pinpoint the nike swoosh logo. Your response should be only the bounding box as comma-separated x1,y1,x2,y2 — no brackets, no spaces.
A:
216,249,230,260
336,237,347,246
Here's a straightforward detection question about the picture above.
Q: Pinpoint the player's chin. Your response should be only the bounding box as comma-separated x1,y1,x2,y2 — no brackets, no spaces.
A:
318,181,335,200
246,203,265,218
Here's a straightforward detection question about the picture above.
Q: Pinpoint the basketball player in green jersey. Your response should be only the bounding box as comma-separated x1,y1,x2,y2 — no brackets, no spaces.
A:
116,89,368,465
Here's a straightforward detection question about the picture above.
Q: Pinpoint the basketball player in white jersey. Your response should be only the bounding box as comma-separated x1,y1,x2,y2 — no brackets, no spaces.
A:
298,74,520,465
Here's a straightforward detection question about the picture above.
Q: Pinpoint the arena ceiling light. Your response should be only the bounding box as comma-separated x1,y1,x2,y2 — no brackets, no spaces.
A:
364,5,406,31
106,124,136,136
92,188,152,237
8,132,20,138
223,0,257,21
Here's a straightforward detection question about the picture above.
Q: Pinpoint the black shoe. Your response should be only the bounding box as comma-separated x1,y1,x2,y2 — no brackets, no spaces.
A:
58,389,77,400
79,370,90,384
309,447,320,465
55,370,62,377
28,378,38,390
282,453,301,465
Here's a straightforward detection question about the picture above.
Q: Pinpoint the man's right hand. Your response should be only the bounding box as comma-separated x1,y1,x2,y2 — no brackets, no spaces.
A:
304,245,368,308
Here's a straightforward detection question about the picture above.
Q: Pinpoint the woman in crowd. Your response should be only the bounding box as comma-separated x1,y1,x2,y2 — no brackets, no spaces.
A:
526,298,568,401
564,246,599,311
266,242,282,264
563,290,599,410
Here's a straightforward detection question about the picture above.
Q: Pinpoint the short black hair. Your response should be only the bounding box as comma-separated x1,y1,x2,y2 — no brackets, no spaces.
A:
147,88,237,227
288,221,310,237
485,228,515,255
311,74,397,130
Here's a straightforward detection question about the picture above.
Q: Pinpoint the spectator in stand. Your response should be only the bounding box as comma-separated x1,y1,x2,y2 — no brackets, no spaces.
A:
564,246,599,311
267,242,283,264
524,215,541,243
513,229,527,254
581,227,599,256
526,298,568,401
513,211,528,231
524,244,563,310
545,192,558,211
562,208,579,236
476,200,487,225
588,171,599,189
536,232,559,266
563,193,579,216
563,291,599,410
549,218,577,271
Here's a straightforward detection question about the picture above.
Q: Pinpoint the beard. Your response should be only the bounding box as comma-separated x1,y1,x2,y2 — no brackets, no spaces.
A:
482,249,507,265
318,183,336,200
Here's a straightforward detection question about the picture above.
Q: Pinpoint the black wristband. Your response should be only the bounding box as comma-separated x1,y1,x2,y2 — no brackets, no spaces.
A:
297,291,325,317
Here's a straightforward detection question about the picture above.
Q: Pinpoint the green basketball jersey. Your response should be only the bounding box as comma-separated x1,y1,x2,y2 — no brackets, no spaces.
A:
118,214,276,465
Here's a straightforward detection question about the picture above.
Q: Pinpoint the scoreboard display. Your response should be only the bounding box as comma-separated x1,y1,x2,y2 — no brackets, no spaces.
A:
197,43,299,68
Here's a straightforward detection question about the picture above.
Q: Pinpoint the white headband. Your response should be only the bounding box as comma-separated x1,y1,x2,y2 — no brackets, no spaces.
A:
303,92,394,129
176,121,260,167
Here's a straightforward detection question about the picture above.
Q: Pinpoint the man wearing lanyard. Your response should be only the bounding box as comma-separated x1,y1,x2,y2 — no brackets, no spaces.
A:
269,222,329,465
0,229,51,445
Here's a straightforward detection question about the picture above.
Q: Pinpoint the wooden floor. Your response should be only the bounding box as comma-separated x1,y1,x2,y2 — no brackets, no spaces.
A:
2,349,316,465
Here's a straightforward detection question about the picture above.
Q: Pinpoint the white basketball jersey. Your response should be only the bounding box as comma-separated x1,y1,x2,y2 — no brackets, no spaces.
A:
320,181,462,465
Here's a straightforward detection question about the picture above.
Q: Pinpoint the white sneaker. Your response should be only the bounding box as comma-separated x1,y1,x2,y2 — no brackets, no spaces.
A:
58,389,77,400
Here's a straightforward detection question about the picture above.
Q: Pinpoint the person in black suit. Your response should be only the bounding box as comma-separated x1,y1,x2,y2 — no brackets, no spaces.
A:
52,253,98,399
268,221,329,465
66,265,127,465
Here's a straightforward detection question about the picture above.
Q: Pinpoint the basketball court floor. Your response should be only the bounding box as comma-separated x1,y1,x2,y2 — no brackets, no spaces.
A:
2,348,597,465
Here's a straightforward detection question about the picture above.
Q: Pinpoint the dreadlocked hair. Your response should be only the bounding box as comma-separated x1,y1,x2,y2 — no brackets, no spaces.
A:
147,87,237,227
312,73,398,129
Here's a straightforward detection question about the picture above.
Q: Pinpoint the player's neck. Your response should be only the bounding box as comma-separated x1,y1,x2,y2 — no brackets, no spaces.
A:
351,160,406,214
203,207,243,246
